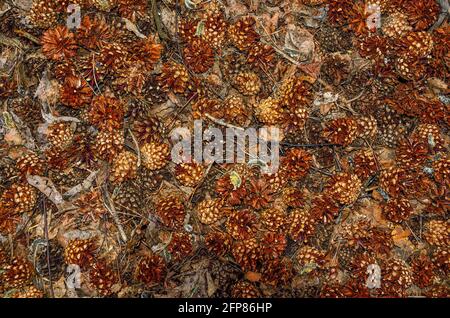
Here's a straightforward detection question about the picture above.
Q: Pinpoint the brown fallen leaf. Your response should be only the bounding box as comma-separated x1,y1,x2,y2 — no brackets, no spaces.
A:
245,271,261,282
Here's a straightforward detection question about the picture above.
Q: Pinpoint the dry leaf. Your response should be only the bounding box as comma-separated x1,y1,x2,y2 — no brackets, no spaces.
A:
245,271,261,282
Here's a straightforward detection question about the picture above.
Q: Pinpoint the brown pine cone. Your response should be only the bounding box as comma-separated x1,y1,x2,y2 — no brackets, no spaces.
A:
89,261,118,297
226,209,258,240
296,245,326,270
41,26,77,61
326,173,361,205
431,247,449,275
136,254,166,285
88,95,124,132
183,38,215,74
412,124,446,152
28,0,58,28
64,238,96,268
93,129,124,163
383,197,413,223
159,62,189,94
353,149,378,180
245,178,274,210
131,113,164,145
232,238,260,271
137,166,163,196
280,148,312,181
231,281,261,298
140,142,170,171
255,97,284,125
423,220,449,247
204,231,232,257
356,115,378,139
175,162,205,187
167,232,193,263
16,152,45,177
215,173,247,206
46,122,75,148
260,208,287,232
1,182,37,213
260,231,287,261
233,71,261,96
11,286,44,298
1,257,34,290
309,194,340,224
282,187,304,208
196,198,224,225
289,209,318,243
411,253,435,289
260,258,293,286
155,194,185,230
227,17,259,51
322,118,358,146
395,31,434,58
199,2,227,49
222,95,251,127
382,12,412,38
380,258,413,297
432,157,450,188
109,150,138,184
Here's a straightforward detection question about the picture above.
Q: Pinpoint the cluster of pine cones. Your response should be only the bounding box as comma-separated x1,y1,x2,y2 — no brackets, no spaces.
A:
0,0,449,298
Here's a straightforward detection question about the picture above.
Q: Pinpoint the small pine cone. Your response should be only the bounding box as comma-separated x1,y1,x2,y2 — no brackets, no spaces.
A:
349,252,377,280
89,261,118,297
183,38,215,74
260,208,287,232
396,31,434,58
260,232,287,260
260,258,293,286
287,106,309,130
356,116,378,139
339,215,373,247
382,12,412,38
3,182,38,213
376,105,411,148
200,3,227,49
256,97,284,125
431,247,449,275
289,209,318,243
192,97,223,119
277,76,313,109
205,231,232,257
309,194,340,224
140,142,170,171
46,122,75,148
64,238,96,268
425,285,450,298
411,254,435,289
296,245,326,270
245,178,274,210
137,166,163,196
282,187,303,208
280,148,312,181
233,71,261,96
155,195,185,230
322,118,358,146
379,166,402,196
167,232,193,263
232,238,260,271
353,149,378,180
222,95,250,127
136,255,166,285
16,152,45,177
197,198,224,225
88,95,124,132
131,113,164,145
0,245,7,268
394,55,427,81
396,139,429,169
383,197,413,223
36,239,64,281
113,183,142,216
321,53,352,86
11,286,44,298
76,15,113,50
423,220,449,247
93,130,124,162
28,0,58,28
380,258,413,297
432,157,450,188
41,26,77,61
316,25,352,53
91,0,115,11
109,151,138,184
175,162,205,187
231,281,260,298
246,42,275,68
75,190,106,217
159,62,189,94
326,173,361,205
226,210,258,240
1,257,34,290
337,245,357,269
412,124,446,152
227,17,259,51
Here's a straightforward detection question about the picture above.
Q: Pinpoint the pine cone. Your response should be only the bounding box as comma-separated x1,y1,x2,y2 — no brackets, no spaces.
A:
36,239,64,281
296,245,326,270
432,157,450,188
137,166,163,196
245,178,274,210
383,197,413,223
339,215,373,247
183,38,215,74
232,238,260,271
89,261,118,297
28,0,58,28
353,149,378,180
41,26,77,61
321,53,352,86
113,183,142,217
175,162,205,187
93,129,124,162
226,209,258,240
131,113,164,145
136,255,166,285
155,195,185,230
222,95,250,126
289,209,318,243
167,232,193,263
380,258,413,297
11,286,44,298
197,198,224,225
88,95,124,132
280,148,312,181
316,25,352,53
403,0,440,31
411,254,435,289
423,220,449,247
233,71,261,96
412,124,446,152
215,173,247,206
1,182,37,213
255,97,284,125
322,118,358,146
309,194,340,224
396,31,434,58
260,208,287,232
326,173,361,205
75,190,106,217
205,231,232,257
109,151,138,184
431,247,449,275
64,238,96,268
192,97,222,119
76,15,113,50
260,258,293,286
159,62,189,94
382,12,412,38
396,139,429,169
46,122,75,148
282,187,304,208
227,17,259,51
16,152,45,177
231,281,260,298
260,232,287,261
277,76,313,109
1,257,34,290
246,43,275,68
356,115,378,139
140,142,170,171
